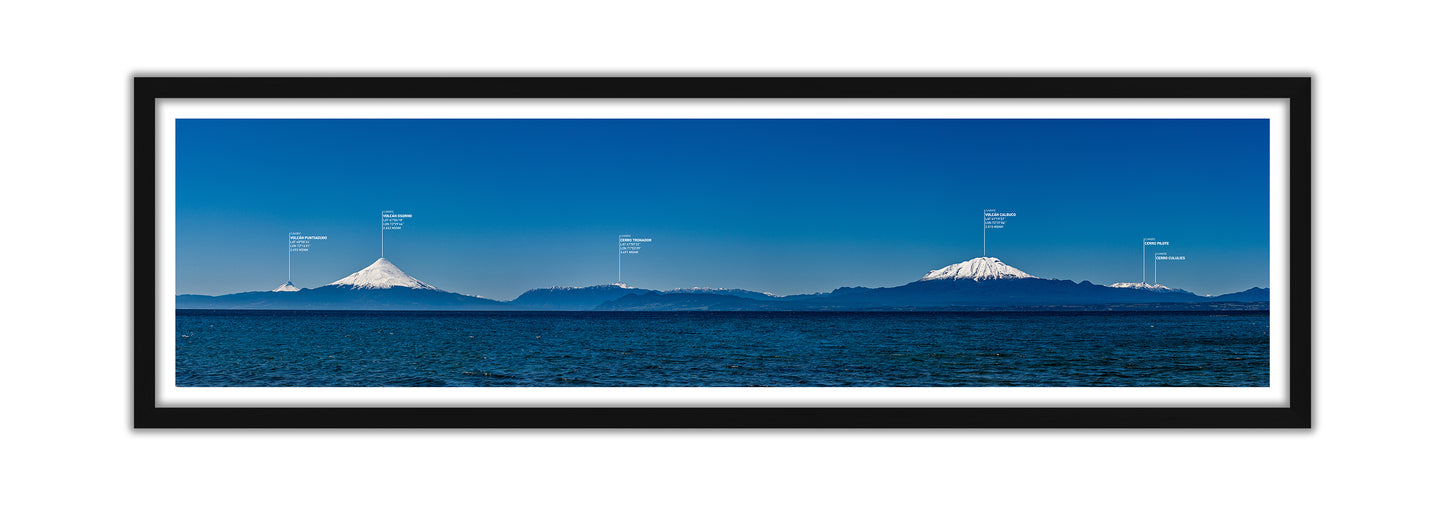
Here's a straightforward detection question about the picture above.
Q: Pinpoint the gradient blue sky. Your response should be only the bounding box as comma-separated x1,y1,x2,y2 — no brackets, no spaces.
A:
176,118,1270,299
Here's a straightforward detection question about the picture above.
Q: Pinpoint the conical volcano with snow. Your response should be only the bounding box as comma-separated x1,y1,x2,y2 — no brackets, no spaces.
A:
920,257,1038,281
737,255,1210,309
177,257,505,310
327,258,438,290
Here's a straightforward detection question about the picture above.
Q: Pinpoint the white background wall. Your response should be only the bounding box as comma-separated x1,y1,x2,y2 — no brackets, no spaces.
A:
2,1,1438,504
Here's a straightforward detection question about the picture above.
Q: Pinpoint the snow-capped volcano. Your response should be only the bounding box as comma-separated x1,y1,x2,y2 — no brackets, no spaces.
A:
1108,282,1188,293
271,281,300,292
327,258,438,290
921,257,1037,281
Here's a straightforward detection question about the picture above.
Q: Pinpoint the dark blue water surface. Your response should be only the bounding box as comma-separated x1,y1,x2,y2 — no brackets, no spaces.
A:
175,310,1269,387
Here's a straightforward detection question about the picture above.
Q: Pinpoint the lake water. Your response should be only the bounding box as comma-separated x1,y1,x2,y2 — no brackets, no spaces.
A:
175,310,1269,387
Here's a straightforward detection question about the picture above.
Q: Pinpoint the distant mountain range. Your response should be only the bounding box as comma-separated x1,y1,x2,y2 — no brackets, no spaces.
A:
509,284,657,310
1206,286,1270,302
177,256,1269,311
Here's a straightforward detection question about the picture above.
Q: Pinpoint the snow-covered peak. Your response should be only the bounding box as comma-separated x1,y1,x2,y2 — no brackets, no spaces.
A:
1108,282,1187,293
327,258,438,290
271,281,300,292
668,287,780,297
537,283,637,291
921,257,1037,281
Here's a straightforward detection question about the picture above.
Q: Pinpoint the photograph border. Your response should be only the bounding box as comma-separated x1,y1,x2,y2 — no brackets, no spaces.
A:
134,76,1312,428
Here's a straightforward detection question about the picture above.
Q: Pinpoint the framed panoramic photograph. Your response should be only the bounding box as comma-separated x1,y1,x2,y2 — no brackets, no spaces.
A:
135,77,1311,428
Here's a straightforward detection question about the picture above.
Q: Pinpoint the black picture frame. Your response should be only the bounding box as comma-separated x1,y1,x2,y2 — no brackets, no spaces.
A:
135,76,1311,429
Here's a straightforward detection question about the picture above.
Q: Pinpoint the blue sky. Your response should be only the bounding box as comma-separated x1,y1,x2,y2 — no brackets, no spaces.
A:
175,118,1270,299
